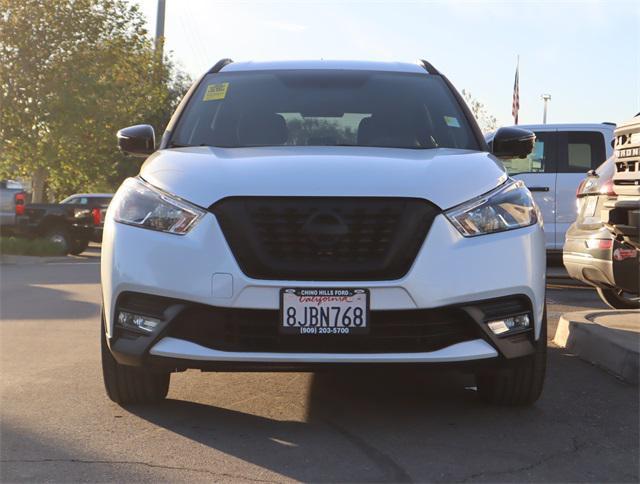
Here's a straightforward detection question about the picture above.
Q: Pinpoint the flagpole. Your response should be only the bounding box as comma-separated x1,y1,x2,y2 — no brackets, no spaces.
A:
512,55,520,125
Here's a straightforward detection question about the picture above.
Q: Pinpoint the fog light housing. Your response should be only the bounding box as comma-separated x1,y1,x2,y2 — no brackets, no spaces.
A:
117,311,160,333
487,314,530,336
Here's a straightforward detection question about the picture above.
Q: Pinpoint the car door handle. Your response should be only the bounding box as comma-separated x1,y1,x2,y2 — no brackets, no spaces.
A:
528,187,550,192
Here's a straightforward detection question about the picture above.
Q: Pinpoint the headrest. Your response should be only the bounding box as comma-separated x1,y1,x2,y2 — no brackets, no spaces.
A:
238,113,288,146
357,116,375,145
357,114,421,147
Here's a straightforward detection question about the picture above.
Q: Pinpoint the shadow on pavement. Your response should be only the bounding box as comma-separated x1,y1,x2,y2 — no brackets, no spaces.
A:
127,370,474,482
0,263,100,320
0,282,98,320
0,424,147,482
125,347,639,482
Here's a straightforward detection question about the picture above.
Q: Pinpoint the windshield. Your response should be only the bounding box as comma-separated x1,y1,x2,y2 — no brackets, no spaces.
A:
171,70,479,150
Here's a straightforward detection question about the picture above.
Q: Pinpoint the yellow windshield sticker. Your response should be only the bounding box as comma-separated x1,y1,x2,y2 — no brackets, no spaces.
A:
203,82,229,101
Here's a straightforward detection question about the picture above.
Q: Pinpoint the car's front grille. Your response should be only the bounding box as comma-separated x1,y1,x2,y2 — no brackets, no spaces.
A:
210,197,440,280
166,306,477,354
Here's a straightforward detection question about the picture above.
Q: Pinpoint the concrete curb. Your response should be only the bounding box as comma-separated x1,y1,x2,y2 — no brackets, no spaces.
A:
554,310,640,385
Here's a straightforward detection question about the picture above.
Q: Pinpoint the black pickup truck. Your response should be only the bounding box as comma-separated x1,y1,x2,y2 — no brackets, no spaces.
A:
16,203,96,255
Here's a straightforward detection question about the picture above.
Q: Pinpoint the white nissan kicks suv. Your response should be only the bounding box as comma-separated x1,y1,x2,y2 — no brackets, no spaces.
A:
102,59,546,406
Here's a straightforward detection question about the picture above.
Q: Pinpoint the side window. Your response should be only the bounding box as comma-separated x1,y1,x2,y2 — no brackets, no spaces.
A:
557,131,606,173
501,131,556,175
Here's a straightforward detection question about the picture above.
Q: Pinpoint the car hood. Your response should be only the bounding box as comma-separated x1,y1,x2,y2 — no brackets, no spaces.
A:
140,146,507,210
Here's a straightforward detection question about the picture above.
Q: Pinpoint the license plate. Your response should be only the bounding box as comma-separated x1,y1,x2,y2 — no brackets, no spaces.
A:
280,288,369,335
583,196,598,217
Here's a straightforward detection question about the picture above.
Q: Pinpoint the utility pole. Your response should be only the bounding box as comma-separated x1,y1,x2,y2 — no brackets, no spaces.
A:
541,94,551,124
155,0,166,60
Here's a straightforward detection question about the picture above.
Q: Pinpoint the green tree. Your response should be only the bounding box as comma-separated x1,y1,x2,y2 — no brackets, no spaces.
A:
461,89,498,134
286,118,356,146
0,0,190,201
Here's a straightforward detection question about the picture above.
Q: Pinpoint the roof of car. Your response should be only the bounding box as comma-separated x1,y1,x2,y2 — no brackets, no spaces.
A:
220,60,427,74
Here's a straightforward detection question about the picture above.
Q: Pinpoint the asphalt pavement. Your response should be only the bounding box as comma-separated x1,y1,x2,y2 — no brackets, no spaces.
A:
1,258,638,483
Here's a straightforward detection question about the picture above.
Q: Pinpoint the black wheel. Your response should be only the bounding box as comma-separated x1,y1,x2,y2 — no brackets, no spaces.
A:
44,226,70,254
101,314,170,404
476,307,547,406
596,287,640,310
68,238,90,256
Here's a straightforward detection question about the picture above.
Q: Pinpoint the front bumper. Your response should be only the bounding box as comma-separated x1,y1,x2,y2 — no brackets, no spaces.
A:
106,291,538,369
149,338,497,363
101,211,546,367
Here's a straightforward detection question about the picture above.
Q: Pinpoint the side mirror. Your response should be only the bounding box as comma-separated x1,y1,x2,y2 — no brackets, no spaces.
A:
489,127,535,160
117,124,155,157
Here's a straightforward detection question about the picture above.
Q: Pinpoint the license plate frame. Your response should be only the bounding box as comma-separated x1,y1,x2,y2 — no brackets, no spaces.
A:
279,288,370,335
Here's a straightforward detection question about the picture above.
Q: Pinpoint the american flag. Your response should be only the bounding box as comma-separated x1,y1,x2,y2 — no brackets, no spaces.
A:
512,59,520,125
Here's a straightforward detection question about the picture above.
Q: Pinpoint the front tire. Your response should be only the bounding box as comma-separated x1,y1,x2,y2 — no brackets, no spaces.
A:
476,308,547,406
596,287,640,310
101,314,170,404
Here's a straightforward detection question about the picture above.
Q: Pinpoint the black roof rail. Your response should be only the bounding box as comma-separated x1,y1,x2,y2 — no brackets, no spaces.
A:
208,58,233,73
602,122,616,126
419,59,439,75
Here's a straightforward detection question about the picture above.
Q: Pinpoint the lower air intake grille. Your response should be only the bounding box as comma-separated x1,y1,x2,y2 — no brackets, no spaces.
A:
167,306,477,354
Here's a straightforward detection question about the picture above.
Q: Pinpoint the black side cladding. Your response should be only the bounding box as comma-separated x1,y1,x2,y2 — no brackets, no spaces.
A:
210,197,441,281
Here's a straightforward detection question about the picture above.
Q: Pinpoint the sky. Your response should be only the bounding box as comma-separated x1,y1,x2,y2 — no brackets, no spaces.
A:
135,0,639,127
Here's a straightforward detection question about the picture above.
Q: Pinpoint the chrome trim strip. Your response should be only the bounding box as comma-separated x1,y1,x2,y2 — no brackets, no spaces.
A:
149,337,498,363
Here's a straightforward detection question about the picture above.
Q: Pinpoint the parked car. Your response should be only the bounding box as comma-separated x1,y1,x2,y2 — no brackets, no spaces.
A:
0,180,26,233
486,123,615,251
564,116,640,309
562,157,625,305
16,201,96,255
102,59,546,406
60,193,113,242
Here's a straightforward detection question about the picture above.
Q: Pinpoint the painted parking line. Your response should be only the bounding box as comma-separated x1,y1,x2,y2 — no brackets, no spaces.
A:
46,261,101,265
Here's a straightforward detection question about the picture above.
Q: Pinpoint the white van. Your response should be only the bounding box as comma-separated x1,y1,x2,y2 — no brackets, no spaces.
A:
487,123,615,251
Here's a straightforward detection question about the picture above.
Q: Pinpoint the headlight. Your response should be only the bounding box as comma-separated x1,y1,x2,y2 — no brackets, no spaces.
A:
112,177,205,234
445,180,539,237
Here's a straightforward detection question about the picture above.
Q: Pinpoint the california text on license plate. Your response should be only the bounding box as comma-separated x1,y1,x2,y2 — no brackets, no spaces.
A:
280,288,370,335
